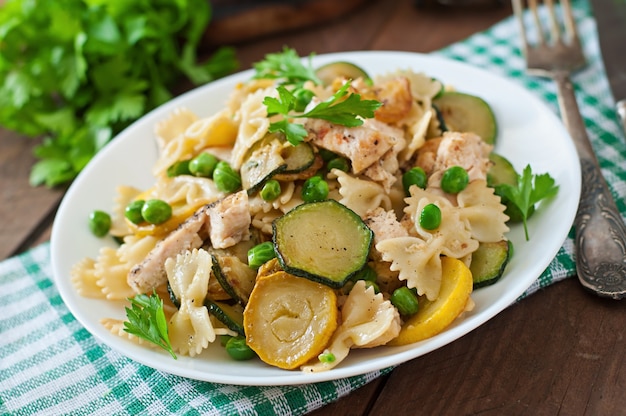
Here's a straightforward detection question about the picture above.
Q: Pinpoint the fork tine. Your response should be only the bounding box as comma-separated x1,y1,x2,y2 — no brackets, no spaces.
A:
512,0,529,50
528,0,547,44
560,0,579,44
544,0,562,44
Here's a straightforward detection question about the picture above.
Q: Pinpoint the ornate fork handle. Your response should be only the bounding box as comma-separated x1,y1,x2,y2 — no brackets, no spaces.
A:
553,70,626,299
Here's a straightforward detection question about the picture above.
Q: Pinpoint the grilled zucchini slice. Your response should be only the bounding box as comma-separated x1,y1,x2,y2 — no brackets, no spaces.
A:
470,240,511,288
486,153,532,223
240,134,317,192
315,61,370,86
433,91,497,144
211,254,257,306
240,134,287,192
205,299,245,336
487,153,518,188
272,200,373,288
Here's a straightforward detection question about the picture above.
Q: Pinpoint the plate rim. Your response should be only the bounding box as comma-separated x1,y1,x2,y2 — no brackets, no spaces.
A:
50,50,581,386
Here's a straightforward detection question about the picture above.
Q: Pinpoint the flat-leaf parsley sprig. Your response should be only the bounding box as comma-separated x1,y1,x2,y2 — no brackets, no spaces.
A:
124,291,177,359
253,47,322,85
264,82,382,145
497,165,559,240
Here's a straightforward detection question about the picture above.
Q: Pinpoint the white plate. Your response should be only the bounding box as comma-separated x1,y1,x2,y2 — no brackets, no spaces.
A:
51,51,581,386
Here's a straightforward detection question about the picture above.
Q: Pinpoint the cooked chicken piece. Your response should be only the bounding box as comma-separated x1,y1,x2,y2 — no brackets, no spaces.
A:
364,207,408,245
127,205,208,294
414,136,443,175
304,118,395,174
360,120,406,192
372,77,414,124
416,132,492,188
127,190,251,293
207,190,251,249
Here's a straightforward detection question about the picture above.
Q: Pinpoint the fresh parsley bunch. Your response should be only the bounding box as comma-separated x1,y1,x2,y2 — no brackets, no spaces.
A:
0,0,238,187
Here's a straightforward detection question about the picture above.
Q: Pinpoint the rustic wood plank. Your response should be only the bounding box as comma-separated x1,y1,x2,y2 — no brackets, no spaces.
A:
0,130,64,260
228,0,398,69
370,1,513,51
205,0,371,46
308,376,387,416
363,278,626,415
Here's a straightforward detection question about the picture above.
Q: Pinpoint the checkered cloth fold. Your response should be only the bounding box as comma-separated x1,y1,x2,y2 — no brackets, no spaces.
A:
2,0,624,414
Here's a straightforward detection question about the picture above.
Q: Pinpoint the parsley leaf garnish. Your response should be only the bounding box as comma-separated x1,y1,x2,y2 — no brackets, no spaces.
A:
124,291,177,359
253,47,322,85
265,82,381,145
496,165,559,240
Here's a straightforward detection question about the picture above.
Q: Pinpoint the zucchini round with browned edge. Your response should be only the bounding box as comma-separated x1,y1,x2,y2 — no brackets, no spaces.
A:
272,200,373,288
433,91,497,145
211,254,257,306
241,135,318,193
469,240,510,288
240,134,287,193
205,299,245,336
315,61,370,86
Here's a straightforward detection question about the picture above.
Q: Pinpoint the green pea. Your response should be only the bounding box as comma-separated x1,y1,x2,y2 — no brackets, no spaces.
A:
225,336,256,361
293,88,315,112
318,352,336,364
125,200,145,225
402,167,427,195
301,176,329,202
420,203,441,230
213,161,241,193
317,148,337,162
88,210,111,237
363,280,380,294
166,160,191,177
260,179,281,201
247,241,276,269
441,165,469,193
390,286,419,316
351,264,377,283
327,157,350,172
189,152,218,177
141,199,172,225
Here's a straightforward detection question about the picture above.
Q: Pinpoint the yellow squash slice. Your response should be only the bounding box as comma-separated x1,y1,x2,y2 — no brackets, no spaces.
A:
389,256,473,346
243,271,338,369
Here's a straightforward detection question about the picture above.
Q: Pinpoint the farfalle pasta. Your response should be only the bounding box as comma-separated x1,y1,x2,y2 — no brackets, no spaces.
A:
72,55,519,373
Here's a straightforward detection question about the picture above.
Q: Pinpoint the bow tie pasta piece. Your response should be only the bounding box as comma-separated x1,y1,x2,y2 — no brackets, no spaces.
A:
230,87,275,171
333,169,393,218
457,180,510,242
376,185,478,300
376,235,444,301
166,248,217,357
154,107,199,151
153,108,238,177
302,280,401,373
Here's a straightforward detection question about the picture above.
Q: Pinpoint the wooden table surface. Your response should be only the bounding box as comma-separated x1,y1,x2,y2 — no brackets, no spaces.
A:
2,0,625,414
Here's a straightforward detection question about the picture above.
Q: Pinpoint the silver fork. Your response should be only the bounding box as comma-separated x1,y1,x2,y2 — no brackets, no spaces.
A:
512,0,626,299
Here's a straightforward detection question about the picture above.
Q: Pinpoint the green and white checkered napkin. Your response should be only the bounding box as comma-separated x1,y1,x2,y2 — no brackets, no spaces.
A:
2,0,625,414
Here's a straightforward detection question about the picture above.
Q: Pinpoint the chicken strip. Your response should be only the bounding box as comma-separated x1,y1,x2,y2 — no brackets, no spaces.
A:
127,190,250,293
